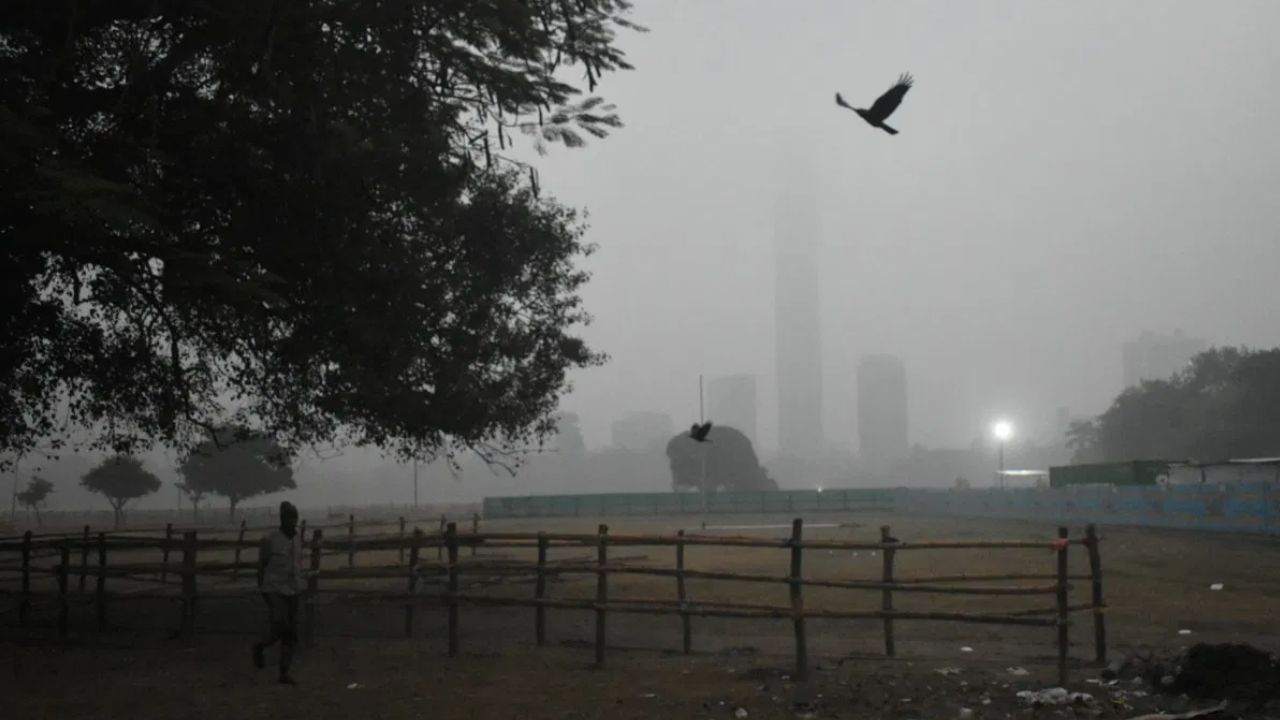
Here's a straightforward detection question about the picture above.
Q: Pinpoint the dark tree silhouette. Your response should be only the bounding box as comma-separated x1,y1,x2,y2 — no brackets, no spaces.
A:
175,482,206,521
81,456,161,528
178,426,295,519
0,2,642,469
667,426,777,493
836,73,915,135
16,476,54,526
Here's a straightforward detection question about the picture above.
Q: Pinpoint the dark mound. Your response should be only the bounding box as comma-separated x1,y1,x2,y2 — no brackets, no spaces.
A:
1172,643,1280,701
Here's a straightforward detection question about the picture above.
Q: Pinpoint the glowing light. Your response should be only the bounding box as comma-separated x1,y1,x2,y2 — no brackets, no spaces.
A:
992,420,1014,442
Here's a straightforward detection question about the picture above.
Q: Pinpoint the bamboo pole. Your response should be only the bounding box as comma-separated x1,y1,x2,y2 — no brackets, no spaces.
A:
676,529,691,654
881,525,897,657
19,530,31,626
78,525,90,592
790,518,807,679
95,532,107,628
595,523,609,667
181,531,198,634
535,532,548,646
1056,526,1070,685
57,541,70,639
304,529,322,647
160,523,173,583
347,514,356,569
446,522,459,656
1085,524,1106,664
232,520,247,580
405,528,422,637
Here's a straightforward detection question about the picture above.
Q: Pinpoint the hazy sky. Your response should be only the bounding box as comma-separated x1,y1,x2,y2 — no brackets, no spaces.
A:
522,0,1280,453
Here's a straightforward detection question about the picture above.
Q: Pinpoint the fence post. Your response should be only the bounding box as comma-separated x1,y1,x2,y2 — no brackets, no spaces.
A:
232,520,247,580
78,525,90,592
471,513,479,557
438,515,446,562
304,529,322,647
535,532,548,646
881,525,897,657
95,532,107,629
405,528,422,637
347,514,356,569
57,541,71,640
595,524,609,667
1085,524,1106,664
789,518,807,679
299,518,307,542
446,522,460,656
161,522,174,584
398,517,406,565
19,530,32,626
180,531,198,634
1056,526,1070,685
677,529,692,654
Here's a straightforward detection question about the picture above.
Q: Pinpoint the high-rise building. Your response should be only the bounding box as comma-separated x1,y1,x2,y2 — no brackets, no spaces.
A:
707,374,758,444
856,354,908,471
774,186,824,462
1122,330,1206,387
610,411,674,452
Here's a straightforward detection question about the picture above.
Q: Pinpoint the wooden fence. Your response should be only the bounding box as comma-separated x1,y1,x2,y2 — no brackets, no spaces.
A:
0,518,1105,683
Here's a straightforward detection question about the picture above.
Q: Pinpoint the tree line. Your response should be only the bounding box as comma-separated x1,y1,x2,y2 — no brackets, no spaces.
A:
1067,347,1280,463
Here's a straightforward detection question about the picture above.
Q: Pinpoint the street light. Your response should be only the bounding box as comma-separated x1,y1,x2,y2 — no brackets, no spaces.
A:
992,420,1014,489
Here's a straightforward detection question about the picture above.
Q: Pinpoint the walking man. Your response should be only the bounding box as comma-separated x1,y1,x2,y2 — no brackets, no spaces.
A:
254,501,303,684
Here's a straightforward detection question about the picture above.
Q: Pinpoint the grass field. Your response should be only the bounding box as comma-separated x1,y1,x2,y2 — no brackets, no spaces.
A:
6,511,1280,719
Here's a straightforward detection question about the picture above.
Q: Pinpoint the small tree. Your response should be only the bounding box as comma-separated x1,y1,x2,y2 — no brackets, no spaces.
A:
178,426,296,520
17,477,54,526
175,482,205,521
81,456,161,528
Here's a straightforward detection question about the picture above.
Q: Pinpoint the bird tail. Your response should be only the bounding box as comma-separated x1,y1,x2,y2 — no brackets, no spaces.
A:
880,123,899,135
835,92,852,109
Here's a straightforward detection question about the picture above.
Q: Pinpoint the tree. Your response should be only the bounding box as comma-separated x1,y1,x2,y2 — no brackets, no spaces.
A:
666,426,778,494
81,455,161,528
16,476,54,526
175,482,206,521
1070,347,1280,462
178,426,296,519
1,2,641,469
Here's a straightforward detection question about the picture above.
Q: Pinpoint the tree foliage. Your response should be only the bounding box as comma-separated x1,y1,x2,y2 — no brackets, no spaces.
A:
177,426,296,517
1,1,640,468
1069,347,1280,462
80,455,161,526
17,476,55,525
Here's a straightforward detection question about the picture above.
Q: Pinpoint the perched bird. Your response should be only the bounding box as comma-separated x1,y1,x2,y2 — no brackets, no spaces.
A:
689,421,713,442
835,73,914,135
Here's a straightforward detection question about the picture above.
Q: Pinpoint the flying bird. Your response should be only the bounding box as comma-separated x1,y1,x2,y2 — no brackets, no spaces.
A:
835,72,914,135
689,421,713,442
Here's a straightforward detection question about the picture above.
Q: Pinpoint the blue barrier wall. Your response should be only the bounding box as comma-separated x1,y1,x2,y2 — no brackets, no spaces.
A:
483,483,1280,534
482,488,894,519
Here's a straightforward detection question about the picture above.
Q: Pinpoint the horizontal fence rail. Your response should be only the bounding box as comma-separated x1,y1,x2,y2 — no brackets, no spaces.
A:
0,516,1106,683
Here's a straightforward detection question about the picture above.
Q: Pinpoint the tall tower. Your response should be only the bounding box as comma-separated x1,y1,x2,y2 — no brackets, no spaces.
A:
857,354,908,471
774,183,824,464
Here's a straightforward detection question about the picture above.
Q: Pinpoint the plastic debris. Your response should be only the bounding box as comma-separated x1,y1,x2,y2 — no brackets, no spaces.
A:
1007,666,1030,676
960,646,975,653
936,667,963,676
1178,629,1193,636
346,682,362,690
641,693,656,699
959,709,975,720
1016,688,1094,707
734,708,749,719
1209,583,1224,591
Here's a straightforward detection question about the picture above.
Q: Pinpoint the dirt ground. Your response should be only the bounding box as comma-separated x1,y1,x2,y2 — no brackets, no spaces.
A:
5,512,1280,719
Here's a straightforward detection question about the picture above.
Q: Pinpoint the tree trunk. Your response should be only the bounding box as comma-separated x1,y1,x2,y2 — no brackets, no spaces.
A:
33,506,41,527
229,498,238,520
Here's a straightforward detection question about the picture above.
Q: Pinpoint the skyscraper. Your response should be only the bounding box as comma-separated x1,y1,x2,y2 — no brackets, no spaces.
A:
707,375,758,444
1122,330,1206,387
856,354,908,471
774,185,823,463
610,411,674,452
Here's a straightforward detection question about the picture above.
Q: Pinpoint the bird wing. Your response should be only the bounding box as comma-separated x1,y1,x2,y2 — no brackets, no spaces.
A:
867,73,913,122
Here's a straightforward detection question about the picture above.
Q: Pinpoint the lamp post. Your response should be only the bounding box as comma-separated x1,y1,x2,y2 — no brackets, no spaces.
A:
992,420,1014,489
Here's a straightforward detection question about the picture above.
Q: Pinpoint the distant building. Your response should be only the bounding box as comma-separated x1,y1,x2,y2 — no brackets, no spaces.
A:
1122,330,1206,387
775,185,823,462
610,411,674,453
857,354,908,471
707,374,757,444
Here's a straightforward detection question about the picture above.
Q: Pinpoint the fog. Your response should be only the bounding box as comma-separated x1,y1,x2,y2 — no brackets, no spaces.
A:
13,0,1280,510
